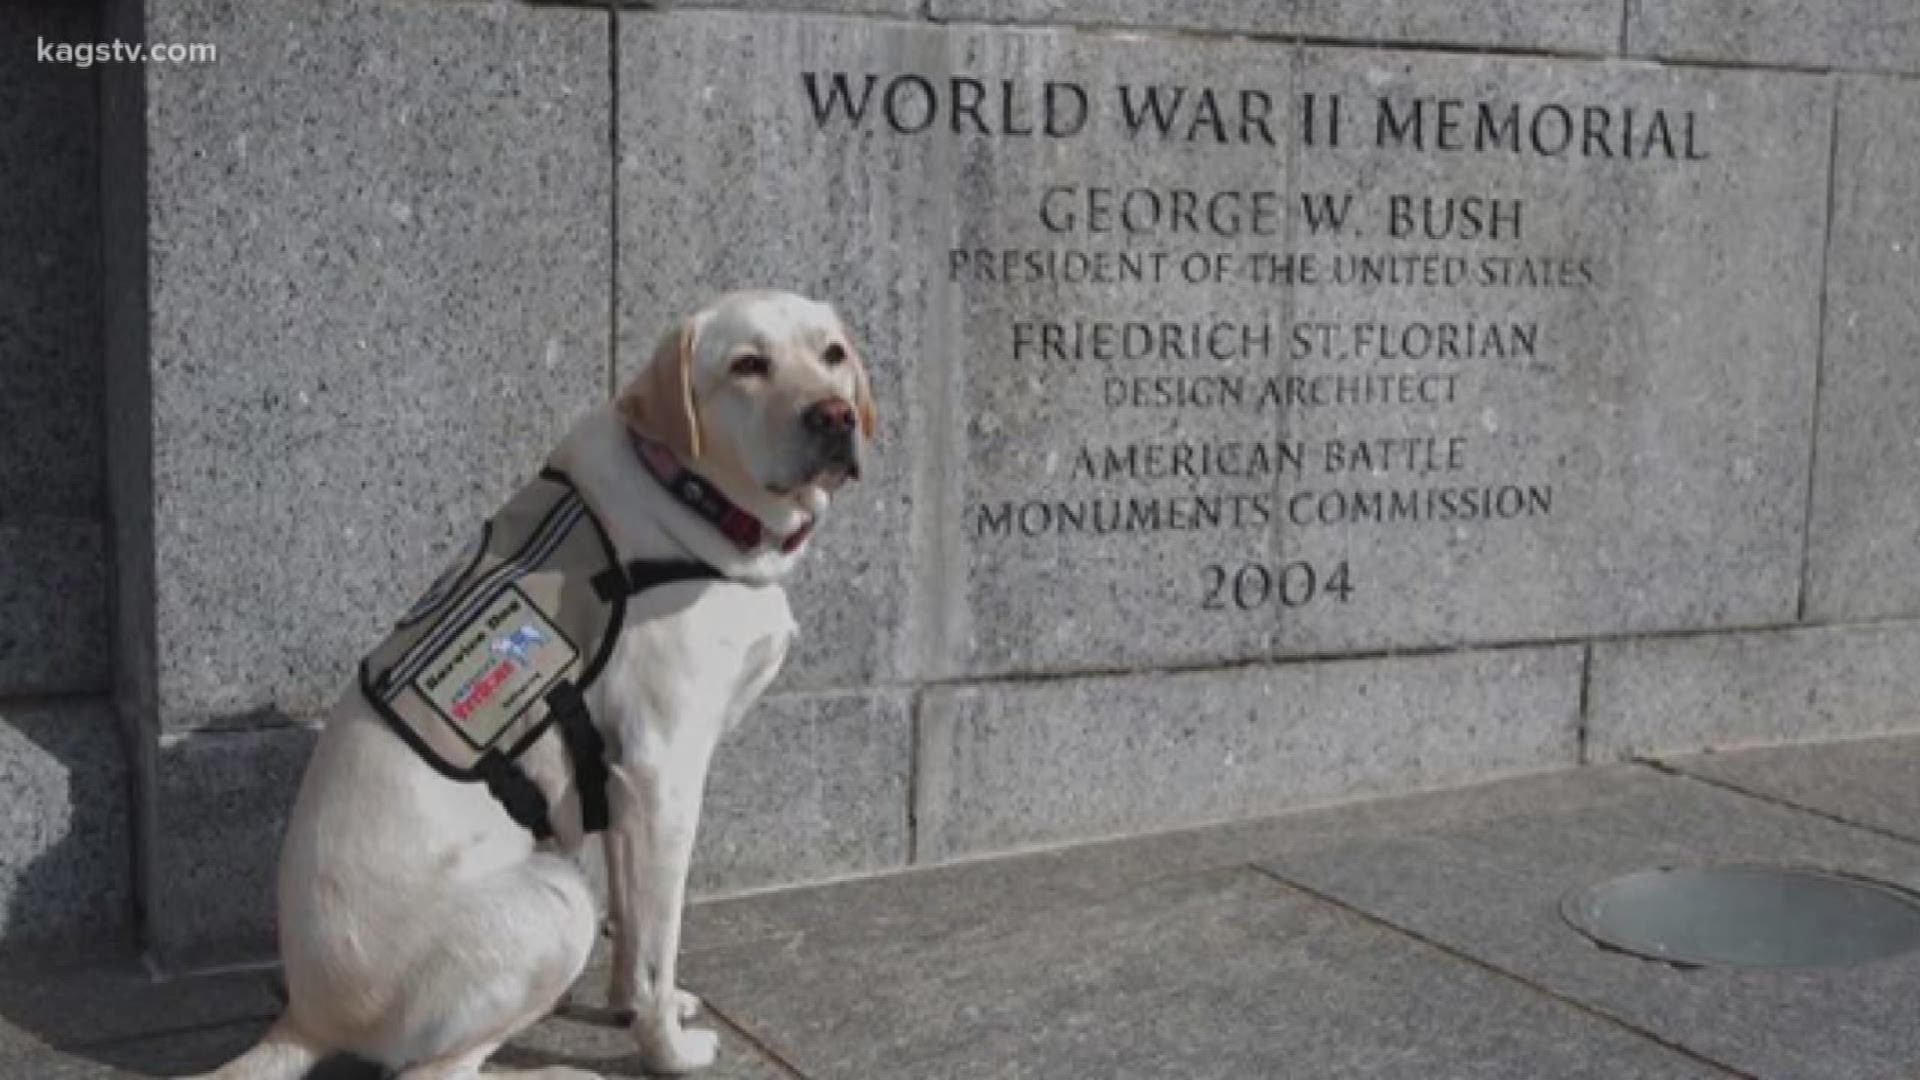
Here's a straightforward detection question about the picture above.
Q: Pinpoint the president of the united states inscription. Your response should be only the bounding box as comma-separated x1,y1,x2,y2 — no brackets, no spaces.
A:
624,18,1829,678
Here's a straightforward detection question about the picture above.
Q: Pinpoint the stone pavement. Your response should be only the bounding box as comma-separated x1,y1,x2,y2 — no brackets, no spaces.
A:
8,736,1920,1080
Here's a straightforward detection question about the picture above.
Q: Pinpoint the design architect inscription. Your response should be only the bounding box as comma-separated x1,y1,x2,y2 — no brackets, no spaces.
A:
622,18,1827,676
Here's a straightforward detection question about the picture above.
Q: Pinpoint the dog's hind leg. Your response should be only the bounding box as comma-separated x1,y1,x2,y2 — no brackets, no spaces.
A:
371,854,599,1080
176,1017,323,1080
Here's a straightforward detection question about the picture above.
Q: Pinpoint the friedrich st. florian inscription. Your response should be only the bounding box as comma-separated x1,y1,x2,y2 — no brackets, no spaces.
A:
805,72,1710,614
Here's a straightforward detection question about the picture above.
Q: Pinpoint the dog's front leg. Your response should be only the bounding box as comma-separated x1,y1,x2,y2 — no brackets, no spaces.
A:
606,746,718,1074
604,802,700,1021
603,824,638,1016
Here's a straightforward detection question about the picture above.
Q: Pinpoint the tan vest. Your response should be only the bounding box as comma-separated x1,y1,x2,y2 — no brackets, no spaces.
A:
359,469,716,837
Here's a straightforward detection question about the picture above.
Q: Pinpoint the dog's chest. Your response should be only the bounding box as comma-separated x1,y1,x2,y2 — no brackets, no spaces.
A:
608,579,797,729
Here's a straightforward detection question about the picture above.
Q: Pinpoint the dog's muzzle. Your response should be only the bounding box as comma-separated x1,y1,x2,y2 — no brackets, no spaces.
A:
802,397,862,480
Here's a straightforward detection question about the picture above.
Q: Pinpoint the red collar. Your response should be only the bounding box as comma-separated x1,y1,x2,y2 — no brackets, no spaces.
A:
630,432,815,555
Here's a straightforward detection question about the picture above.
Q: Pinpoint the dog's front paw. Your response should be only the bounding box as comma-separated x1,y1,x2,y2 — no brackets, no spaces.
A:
634,1017,719,1074
673,988,703,1022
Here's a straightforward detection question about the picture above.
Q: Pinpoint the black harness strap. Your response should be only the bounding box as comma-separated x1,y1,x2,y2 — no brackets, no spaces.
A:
476,750,554,840
476,558,722,840
591,559,724,603
546,680,609,834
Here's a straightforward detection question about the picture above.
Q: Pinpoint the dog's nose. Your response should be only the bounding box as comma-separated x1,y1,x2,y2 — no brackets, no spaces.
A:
804,398,858,435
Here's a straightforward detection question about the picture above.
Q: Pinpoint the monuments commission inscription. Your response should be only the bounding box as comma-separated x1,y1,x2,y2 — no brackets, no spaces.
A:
624,19,1826,677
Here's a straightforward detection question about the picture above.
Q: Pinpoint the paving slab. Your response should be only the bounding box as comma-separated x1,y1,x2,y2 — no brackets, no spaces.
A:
0,970,784,1079
683,863,1726,1079
1662,736,1920,845
0,962,279,1055
679,813,1293,956
685,756,1832,956
0,701,131,961
13,1023,267,1080
1259,766,1920,1080
20,763,1920,1078
504,999,793,1080
0,963,279,1079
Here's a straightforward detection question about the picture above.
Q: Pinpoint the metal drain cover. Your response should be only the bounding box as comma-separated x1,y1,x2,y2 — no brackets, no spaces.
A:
1562,866,1920,970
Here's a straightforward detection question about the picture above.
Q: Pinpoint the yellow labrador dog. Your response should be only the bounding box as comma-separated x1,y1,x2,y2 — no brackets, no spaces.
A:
193,291,874,1080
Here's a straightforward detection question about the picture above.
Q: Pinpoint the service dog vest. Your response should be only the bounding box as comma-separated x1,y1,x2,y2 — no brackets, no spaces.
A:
359,468,718,839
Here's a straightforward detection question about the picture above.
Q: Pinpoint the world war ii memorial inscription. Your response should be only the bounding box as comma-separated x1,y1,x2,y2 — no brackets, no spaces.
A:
632,22,1824,676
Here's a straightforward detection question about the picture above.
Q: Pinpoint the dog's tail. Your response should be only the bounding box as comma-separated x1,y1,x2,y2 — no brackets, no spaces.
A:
177,1017,327,1080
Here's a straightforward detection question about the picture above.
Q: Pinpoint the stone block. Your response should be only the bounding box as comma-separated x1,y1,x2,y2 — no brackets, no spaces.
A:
915,645,1582,861
0,701,131,963
0,522,108,697
0,2,104,521
684,864,1725,1079
1587,621,1920,759
619,10,934,690
622,12,1300,678
1804,77,1920,620
130,0,610,731
621,13,1831,679
693,689,912,895
1632,1,1920,73
1275,51,1828,655
931,0,1623,54
147,725,317,969
622,0,920,15
1664,735,1920,844
1260,766,1920,1080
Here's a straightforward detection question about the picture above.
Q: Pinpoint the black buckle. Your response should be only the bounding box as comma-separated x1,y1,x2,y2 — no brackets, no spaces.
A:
591,565,630,602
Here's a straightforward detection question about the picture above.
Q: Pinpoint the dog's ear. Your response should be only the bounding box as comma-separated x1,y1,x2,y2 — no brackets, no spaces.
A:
618,315,704,460
837,315,878,440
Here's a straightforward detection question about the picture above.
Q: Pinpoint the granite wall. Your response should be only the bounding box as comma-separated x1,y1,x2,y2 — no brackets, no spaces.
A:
4,0,1913,968
0,0,131,966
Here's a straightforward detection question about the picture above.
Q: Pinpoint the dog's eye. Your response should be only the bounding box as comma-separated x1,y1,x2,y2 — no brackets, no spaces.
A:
822,343,847,367
730,354,772,378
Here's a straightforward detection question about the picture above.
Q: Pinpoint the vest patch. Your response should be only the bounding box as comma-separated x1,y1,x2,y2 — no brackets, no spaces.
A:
415,585,578,751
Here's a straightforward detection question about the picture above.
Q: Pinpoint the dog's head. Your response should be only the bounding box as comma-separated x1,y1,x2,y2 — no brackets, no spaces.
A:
617,291,876,518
